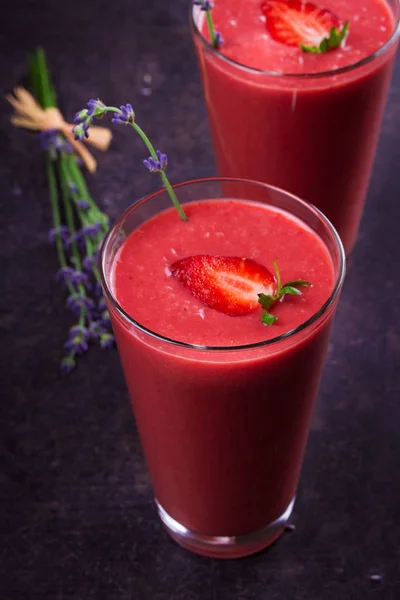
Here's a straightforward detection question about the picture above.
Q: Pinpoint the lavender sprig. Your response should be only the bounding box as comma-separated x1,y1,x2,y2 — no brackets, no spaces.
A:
193,0,224,49
29,48,115,374
73,100,188,222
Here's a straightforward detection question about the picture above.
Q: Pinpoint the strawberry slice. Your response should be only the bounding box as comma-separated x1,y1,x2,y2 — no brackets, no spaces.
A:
170,255,276,316
261,0,340,48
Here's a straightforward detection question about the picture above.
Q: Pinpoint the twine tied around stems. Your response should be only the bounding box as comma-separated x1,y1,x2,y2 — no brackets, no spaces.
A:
6,87,112,173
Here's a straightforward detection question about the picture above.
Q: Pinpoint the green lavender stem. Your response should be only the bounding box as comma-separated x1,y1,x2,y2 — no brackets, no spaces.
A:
103,106,188,222
132,122,188,222
205,10,217,47
58,159,87,327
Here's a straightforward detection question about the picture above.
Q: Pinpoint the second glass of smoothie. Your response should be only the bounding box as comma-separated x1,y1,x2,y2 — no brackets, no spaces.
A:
191,0,399,253
100,179,345,558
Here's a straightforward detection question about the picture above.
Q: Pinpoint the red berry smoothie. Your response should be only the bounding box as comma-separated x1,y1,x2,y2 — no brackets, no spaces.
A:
102,182,345,558
192,0,399,253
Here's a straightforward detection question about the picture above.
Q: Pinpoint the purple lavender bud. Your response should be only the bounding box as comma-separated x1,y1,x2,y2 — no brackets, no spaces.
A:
66,294,95,315
157,150,168,170
54,135,64,151
74,198,90,210
65,324,90,354
39,130,57,151
56,266,75,283
60,354,76,375
82,222,103,238
87,98,106,117
112,103,135,125
98,296,107,312
198,0,213,10
64,335,89,354
99,332,115,349
214,31,224,47
88,320,102,340
94,282,103,297
83,256,94,272
48,225,70,244
143,150,168,173
70,270,89,286
68,182,79,193
74,109,89,123
69,324,89,339
100,310,112,327
72,124,86,141
64,141,73,153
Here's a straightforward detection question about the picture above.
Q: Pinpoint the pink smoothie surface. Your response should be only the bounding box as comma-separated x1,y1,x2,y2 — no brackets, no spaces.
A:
113,200,334,346
205,0,394,74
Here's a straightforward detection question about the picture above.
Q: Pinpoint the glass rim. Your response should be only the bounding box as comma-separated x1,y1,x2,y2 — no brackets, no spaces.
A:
190,1,400,79
99,177,346,352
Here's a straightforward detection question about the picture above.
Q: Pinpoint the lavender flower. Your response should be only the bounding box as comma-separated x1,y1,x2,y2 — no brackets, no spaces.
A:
143,150,168,173
64,324,89,354
72,99,187,221
74,108,89,124
90,282,100,298
66,294,95,315
60,354,76,375
97,296,107,312
70,270,89,286
87,98,106,118
83,255,94,272
72,122,89,141
88,320,101,340
99,332,115,349
82,222,103,238
74,198,90,210
111,104,135,125
56,266,75,283
100,309,112,327
48,226,71,245
214,32,224,47
39,130,62,151
68,182,79,193
194,0,213,10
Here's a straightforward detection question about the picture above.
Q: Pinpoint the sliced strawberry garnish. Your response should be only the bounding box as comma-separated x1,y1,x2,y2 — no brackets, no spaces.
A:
261,0,340,48
170,255,276,316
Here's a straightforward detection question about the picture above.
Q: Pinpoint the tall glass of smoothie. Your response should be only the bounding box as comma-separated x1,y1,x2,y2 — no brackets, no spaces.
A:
191,0,399,253
100,178,345,558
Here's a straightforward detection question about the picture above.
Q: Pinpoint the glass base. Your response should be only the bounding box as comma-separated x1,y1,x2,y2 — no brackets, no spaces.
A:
156,496,295,559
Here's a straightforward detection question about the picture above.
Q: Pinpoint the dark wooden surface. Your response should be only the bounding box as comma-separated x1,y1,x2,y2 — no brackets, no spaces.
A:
1,1,399,598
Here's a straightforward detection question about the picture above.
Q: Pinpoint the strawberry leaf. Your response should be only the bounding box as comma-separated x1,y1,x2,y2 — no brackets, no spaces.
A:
261,312,278,326
283,279,312,288
258,293,275,310
280,285,302,296
301,21,349,54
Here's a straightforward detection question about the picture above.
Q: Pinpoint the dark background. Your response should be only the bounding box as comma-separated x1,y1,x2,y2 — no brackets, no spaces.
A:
1,1,400,598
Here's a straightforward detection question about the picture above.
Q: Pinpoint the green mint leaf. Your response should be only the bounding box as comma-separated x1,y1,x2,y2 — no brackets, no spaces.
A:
301,44,322,54
280,285,302,296
261,312,278,326
283,280,312,288
301,21,349,54
258,293,275,310
273,259,281,293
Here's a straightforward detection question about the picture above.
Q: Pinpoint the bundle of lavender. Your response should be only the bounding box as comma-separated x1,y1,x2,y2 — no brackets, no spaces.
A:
7,48,114,374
